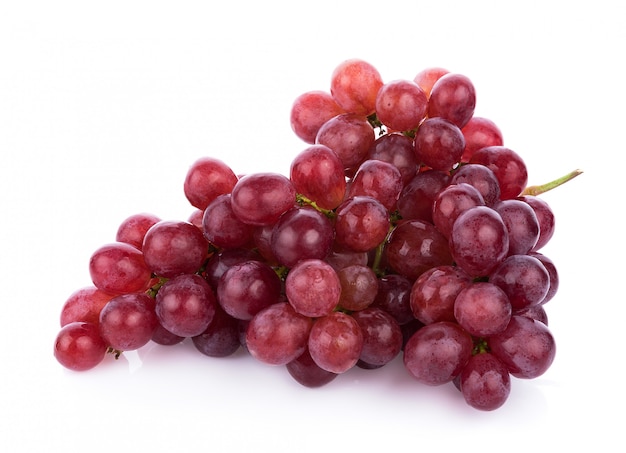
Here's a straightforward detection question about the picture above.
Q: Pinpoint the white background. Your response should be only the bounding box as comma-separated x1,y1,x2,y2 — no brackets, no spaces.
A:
1,1,622,451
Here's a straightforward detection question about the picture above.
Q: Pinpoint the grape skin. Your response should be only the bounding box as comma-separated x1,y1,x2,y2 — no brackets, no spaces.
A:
459,352,511,411
403,321,473,386
284,259,341,318
488,315,556,379
54,321,108,371
99,293,158,351
246,302,313,366
89,242,153,295
449,206,509,278
308,311,364,374
155,273,218,338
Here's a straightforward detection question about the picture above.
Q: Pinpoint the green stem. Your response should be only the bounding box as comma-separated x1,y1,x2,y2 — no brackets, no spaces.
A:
521,169,583,196
296,194,337,219
371,224,395,278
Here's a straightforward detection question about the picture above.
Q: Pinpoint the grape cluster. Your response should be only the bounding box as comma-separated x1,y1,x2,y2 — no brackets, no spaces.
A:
53,59,580,411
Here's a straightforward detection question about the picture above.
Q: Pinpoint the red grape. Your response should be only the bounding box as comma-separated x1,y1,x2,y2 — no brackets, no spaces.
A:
315,113,375,174
488,315,556,379
285,258,341,318
375,79,428,132
428,73,476,128
334,196,390,253
330,58,383,116
142,220,209,278
155,273,218,338
459,352,511,411
289,144,346,210
89,242,153,295
99,292,158,351
403,321,473,386
183,156,238,211
202,194,254,249
308,311,364,374
414,117,465,171
54,322,108,371
449,206,509,277
246,302,313,366
115,212,161,250
470,146,528,200
290,90,344,144
217,260,281,320
385,219,453,281
60,286,115,327
230,172,296,226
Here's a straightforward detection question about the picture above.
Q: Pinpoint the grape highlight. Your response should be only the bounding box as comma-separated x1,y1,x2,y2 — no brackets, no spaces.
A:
52,58,582,412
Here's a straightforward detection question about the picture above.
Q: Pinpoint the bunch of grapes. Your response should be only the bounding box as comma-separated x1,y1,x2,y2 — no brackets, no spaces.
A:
53,59,581,411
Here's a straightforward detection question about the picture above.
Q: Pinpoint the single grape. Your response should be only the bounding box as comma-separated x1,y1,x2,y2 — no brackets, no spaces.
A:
403,321,473,386
489,254,550,310
155,273,218,337
217,260,281,320
324,243,369,271
203,247,262,289
396,169,451,223
285,258,341,318
385,219,453,281
351,307,403,367
308,311,364,374
60,286,115,327
202,194,254,249
286,347,338,388
334,196,390,253
191,304,242,357
450,163,501,207
142,220,209,278
454,282,512,337
414,117,465,171
367,132,418,185
270,206,334,268
336,264,379,312
432,182,485,239
89,242,153,295
460,117,503,163
99,292,158,351
330,58,383,116
315,113,376,175
459,352,511,411
516,304,549,325
488,315,556,379
290,90,344,144
375,79,428,132
400,318,425,350
530,252,559,304
428,73,476,128
371,273,414,326
187,208,204,231
470,146,528,200
347,159,403,211
115,212,161,250
246,302,313,366
519,195,555,251
183,156,239,211
413,67,449,97
230,172,297,226
410,265,472,325
449,206,509,277
54,321,108,371
289,144,347,210
494,199,540,256
151,323,185,346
